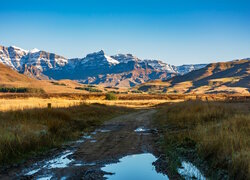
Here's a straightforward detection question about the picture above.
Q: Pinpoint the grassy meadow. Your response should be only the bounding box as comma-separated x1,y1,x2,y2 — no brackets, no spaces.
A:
0,93,248,111
0,92,249,179
0,103,132,166
154,101,250,179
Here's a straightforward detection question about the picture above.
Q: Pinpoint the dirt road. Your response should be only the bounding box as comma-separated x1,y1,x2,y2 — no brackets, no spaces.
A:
1,109,164,179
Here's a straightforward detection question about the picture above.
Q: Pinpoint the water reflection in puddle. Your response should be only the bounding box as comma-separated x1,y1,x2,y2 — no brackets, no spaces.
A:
37,175,53,180
178,161,206,180
134,127,156,134
25,150,75,176
102,153,168,180
93,129,111,133
24,133,98,178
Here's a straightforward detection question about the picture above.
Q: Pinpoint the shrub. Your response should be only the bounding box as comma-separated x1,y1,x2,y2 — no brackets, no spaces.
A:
0,87,45,93
75,87,102,93
131,90,143,94
50,81,66,86
106,93,117,100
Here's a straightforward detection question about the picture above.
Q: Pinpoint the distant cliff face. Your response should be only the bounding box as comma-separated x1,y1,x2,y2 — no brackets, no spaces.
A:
0,45,206,87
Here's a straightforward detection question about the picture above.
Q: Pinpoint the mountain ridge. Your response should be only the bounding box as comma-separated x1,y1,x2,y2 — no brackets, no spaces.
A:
0,44,212,87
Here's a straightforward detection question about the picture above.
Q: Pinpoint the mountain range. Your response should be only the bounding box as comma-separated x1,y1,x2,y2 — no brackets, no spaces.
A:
0,45,206,87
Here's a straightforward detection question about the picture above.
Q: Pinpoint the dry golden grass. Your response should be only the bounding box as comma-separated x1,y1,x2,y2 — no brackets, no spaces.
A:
0,93,249,111
0,103,132,166
0,98,83,111
0,97,181,111
166,81,193,94
155,101,250,179
84,99,183,108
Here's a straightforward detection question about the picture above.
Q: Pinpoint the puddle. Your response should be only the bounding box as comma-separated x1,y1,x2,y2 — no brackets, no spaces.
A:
37,175,53,180
99,129,111,133
102,153,169,180
83,135,92,139
25,150,75,176
71,161,96,167
24,132,99,178
45,150,74,169
134,127,151,133
93,129,111,133
178,161,206,180
25,168,40,176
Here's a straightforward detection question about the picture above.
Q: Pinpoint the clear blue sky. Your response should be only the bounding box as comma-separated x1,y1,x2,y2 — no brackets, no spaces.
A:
1,0,249,65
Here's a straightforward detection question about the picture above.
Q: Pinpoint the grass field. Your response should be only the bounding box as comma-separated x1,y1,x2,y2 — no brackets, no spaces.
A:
0,97,178,111
0,103,132,166
0,98,83,111
0,93,249,179
154,101,250,179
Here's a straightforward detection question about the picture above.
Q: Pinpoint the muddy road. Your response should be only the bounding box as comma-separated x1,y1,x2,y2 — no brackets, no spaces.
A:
1,109,168,179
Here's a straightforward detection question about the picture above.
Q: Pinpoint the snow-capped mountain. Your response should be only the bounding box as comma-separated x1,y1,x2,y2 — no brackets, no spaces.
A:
174,64,207,75
0,45,67,71
0,45,207,87
0,46,28,70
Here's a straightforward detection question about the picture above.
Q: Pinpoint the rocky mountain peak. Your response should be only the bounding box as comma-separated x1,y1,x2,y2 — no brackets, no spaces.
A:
84,50,119,65
86,50,105,57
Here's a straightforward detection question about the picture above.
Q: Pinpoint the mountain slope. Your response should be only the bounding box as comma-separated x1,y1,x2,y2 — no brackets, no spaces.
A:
0,62,91,93
137,59,250,94
0,62,33,84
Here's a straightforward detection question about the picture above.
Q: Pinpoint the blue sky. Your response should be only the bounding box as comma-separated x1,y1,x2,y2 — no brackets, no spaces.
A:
1,0,250,65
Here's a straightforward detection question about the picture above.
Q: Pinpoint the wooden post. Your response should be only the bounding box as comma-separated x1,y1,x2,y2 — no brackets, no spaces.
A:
47,103,52,109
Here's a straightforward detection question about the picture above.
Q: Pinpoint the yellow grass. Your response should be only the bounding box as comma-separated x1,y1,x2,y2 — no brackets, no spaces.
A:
0,97,183,111
84,99,183,108
0,98,83,111
209,77,240,83
0,103,132,165
155,101,250,179
166,81,193,93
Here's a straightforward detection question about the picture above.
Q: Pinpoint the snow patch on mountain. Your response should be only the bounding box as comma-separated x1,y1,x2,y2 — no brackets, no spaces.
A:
112,54,139,63
175,64,207,75
82,50,119,66
29,48,40,53
145,59,176,73
11,46,29,53
104,54,119,64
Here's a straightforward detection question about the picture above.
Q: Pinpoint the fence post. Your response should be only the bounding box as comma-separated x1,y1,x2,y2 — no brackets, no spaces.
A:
47,103,52,109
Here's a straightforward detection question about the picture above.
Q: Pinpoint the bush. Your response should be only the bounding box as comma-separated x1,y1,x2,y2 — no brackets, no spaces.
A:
0,87,45,93
75,87,102,93
50,81,66,86
131,90,143,94
106,93,117,100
